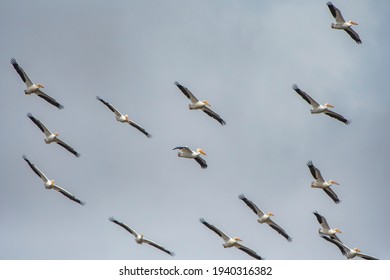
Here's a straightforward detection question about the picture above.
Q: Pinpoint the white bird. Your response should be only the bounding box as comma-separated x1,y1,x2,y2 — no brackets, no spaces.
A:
27,113,80,157
321,235,378,260
307,161,341,204
327,2,362,44
96,96,152,138
175,82,226,125
292,84,350,125
200,218,263,260
173,146,207,169
239,194,292,242
23,155,85,205
109,217,174,256
313,211,342,242
11,58,64,109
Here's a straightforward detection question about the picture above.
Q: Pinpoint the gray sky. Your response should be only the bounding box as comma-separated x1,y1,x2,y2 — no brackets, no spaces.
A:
1,0,389,260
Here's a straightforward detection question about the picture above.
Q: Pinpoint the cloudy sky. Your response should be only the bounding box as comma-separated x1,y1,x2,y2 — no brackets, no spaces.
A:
1,0,389,260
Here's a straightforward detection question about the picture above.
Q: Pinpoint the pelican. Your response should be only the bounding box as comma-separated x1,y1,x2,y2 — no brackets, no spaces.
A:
173,146,207,169
200,218,263,260
292,84,350,125
327,2,362,44
321,236,378,260
175,82,226,125
22,155,85,205
307,161,341,204
109,217,174,256
313,211,342,242
96,96,152,138
239,194,292,242
27,113,80,157
11,58,64,109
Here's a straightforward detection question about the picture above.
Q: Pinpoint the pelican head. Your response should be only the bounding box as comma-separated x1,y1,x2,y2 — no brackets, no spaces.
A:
125,115,129,121
354,248,361,253
197,148,207,155
55,132,59,137
37,84,45,88
334,228,342,234
233,237,242,242
329,180,339,186
267,212,274,217
203,100,211,107
51,180,55,186
348,21,358,25
324,103,335,108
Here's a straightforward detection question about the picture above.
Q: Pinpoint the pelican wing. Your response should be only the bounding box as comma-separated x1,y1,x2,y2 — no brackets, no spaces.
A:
202,107,226,125
292,84,320,108
35,89,64,109
344,27,362,44
238,194,265,217
200,218,230,242
323,187,341,204
173,146,192,153
356,252,379,260
127,120,152,138
313,211,330,230
321,235,347,256
55,139,81,157
175,82,199,104
52,184,85,205
324,109,350,125
194,156,207,169
22,155,49,182
143,238,175,256
11,58,33,87
96,96,122,118
307,161,324,182
27,113,52,137
235,243,263,260
267,220,292,242
109,217,138,238
326,2,345,23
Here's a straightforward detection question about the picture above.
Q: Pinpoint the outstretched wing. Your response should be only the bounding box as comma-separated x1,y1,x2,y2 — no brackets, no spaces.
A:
109,217,138,238
238,194,265,217
22,155,49,182
96,96,122,117
202,107,226,125
313,211,330,230
143,238,175,256
11,58,33,87
344,28,362,44
55,139,81,157
175,82,199,104
324,109,351,125
267,220,292,242
200,218,230,242
326,2,345,23
127,120,152,138
194,156,207,169
292,84,319,108
307,161,325,182
357,252,378,260
323,187,341,204
235,243,263,260
321,235,347,256
27,113,52,137
35,90,64,109
52,184,85,205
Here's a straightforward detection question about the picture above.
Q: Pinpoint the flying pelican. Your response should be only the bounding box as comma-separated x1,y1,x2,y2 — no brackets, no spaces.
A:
239,194,292,242
109,217,174,256
22,155,85,205
327,2,362,44
173,146,207,169
27,113,80,157
307,161,341,204
175,82,226,125
96,96,152,138
313,211,342,242
321,236,378,260
200,218,263,260
292,84,350,125
11,58,64,109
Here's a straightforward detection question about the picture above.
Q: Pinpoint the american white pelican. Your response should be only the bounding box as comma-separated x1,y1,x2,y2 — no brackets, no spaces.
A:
23,155,85,205
27,113,80,157
239,194,292,242
292,84,350,125
313,211,342,242
96,96,152,138
321,236,378,260
11,58,64,109
173,146,207,169
327,2,362,44
307,161,341,204
109,217,174,256
200,218,263,260
175,82,226,125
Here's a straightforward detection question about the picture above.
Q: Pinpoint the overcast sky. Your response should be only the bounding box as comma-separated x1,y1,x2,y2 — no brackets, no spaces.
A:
1,0,389,260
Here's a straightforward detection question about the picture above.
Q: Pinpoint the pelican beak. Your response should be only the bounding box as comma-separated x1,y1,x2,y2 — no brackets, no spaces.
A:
355,248,361,253
268,212,274,216
325,103,335,108
55,132,59,136
331,180,340,185
204,101,211,107
335,228,342,233
350,21,358,25
37,84,45,88
235,237,242,241
51,180,55,186
199,149,207,155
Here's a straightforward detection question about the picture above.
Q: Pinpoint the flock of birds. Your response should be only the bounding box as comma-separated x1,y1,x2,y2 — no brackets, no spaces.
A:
12,2,379,260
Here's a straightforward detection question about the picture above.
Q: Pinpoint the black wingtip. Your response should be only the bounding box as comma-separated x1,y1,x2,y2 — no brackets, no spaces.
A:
109,217,116,222
292,84,299,90
10,58,17,65
238,193,246,200
307,160,313,166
